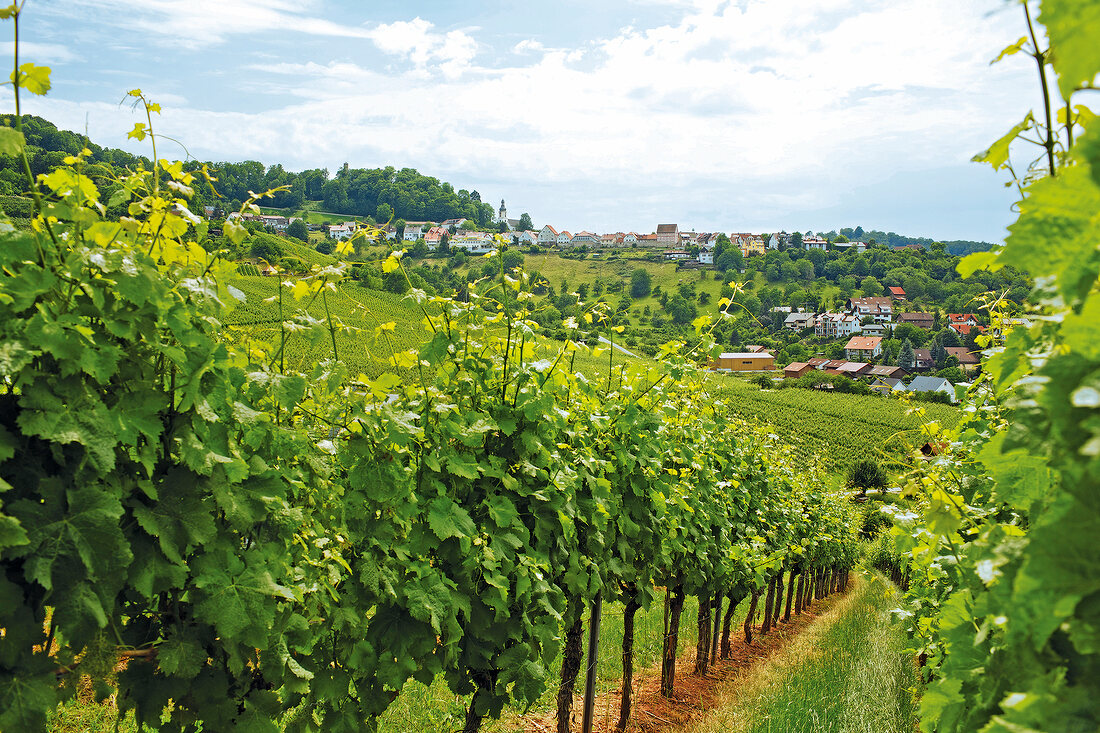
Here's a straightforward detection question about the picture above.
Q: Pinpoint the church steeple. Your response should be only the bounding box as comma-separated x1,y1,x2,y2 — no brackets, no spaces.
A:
495,199,508,224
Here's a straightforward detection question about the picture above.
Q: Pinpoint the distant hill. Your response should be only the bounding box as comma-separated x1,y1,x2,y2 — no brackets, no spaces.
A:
817,227,995,256
0,115,499,228
1,116,999,253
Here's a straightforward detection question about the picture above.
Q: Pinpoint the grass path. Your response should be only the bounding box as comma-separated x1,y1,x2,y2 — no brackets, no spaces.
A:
684,572,916,733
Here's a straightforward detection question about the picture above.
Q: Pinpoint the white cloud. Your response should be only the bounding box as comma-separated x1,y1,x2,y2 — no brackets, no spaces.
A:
45,0,373,47
365,18,478,78
513,39,545,55
26,1,1034,238
0,41,79,64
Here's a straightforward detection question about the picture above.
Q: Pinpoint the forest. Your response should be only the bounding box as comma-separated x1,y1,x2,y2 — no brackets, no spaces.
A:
0,114,498,227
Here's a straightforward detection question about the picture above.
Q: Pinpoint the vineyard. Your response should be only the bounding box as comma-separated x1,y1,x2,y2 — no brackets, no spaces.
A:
2,2,1099,732
712,378,960,475
0,33,861,733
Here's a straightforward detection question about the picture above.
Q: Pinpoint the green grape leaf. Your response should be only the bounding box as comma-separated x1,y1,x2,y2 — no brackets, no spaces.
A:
1040,0,1100,99
157,636,207,679
10,62,51,95
0,672,56,732
1000,164,1100,304
0,513,29,550
991,36,1029,64
957,250,1002,278
427,497,476,540
0,126,25,157
972,112,1033,170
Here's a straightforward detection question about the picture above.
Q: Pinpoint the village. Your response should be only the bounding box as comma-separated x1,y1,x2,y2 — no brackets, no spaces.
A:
218,200,867,263
709,304,986,404
216,201,1001,404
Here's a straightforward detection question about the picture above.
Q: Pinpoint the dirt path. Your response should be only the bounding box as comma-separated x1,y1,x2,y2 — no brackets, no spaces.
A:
518,581,855,733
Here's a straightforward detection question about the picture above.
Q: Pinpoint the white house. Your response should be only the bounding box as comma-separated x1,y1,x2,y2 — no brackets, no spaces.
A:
833,240,868,254
848,297,894,322
518,230,539,245
844,336,883,361
815,312,862,338
538,225,558,247
623,232,639,246
803,236,828,251
451,232,496,254
784,312,816,331
861,322,891,337
571,231,600,246
698,245,714,265
329,223,355,240
556,230,572,246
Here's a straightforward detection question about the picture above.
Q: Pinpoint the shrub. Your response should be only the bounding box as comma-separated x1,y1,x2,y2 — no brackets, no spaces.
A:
846,458,888,497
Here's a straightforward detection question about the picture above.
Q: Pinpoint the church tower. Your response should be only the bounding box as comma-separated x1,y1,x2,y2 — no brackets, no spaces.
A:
495,199,508,224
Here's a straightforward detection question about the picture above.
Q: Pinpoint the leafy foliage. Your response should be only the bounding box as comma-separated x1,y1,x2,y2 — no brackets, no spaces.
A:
887,4,1100,731
0,27,859,733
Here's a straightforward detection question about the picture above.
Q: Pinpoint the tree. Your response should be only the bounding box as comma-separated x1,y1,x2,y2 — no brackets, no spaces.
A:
470,190,481,203
630,268,652,298
518,213,533,231
376,203,394,224
931,339,947,367
666,294,697,324
287,219,309,243
806,248,826,276
502,249,524,272
897,338,915,370
250,236,283,262
860,276,883,296
315,240,335,255
717,249,744,273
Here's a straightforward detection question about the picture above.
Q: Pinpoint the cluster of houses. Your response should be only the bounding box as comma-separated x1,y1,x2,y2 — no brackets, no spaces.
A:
217,198,896,266
782,359,963,402
781,295,987,345
710,347,968,403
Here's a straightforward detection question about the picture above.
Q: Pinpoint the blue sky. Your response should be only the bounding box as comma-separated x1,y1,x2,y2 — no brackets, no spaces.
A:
7,0,1039,242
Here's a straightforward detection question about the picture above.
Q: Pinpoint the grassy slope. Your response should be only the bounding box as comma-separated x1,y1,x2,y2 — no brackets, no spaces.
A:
258,202,361,224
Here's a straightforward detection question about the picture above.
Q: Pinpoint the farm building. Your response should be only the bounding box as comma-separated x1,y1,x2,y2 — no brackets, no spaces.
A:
712,352,776,372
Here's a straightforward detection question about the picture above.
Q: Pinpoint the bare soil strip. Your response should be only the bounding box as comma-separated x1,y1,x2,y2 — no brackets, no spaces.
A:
520,579,858,733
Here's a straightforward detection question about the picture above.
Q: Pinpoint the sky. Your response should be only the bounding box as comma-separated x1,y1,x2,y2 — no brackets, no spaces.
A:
6,0,1042,242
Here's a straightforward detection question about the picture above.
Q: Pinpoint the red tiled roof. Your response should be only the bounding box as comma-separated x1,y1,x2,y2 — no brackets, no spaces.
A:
844,336,882,350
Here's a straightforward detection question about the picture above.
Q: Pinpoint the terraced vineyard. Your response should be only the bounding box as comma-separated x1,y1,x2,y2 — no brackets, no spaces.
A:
224,276,431,378
711,377,960,475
